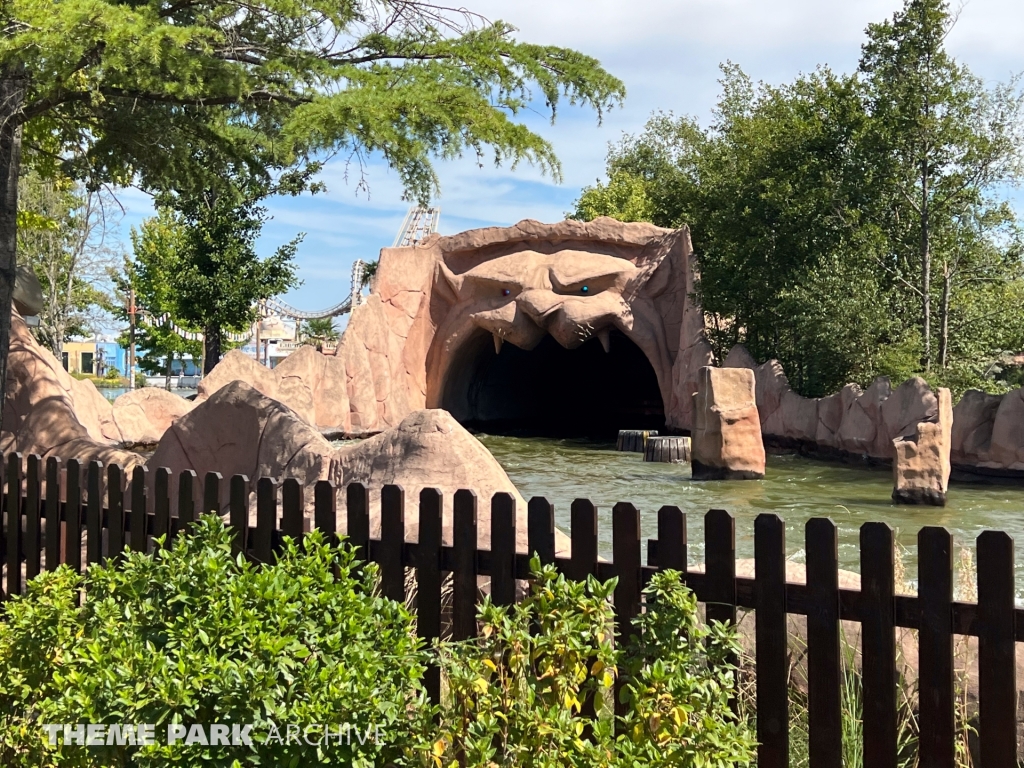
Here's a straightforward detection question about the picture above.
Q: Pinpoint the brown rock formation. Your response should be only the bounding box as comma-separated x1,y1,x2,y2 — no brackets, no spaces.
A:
112,387,195,446
1,313,141,470
691,366,765,480
195,218,707,436
892,388,953,505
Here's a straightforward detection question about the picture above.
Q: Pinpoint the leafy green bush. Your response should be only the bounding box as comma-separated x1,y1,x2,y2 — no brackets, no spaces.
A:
104,366,121,380
0,517,431,767
435,562,755,767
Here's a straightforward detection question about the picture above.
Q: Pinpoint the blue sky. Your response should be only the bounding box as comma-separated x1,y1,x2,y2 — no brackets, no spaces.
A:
111,0,1024,318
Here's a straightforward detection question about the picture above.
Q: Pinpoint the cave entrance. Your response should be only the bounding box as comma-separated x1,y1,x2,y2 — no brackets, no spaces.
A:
441,329,664,438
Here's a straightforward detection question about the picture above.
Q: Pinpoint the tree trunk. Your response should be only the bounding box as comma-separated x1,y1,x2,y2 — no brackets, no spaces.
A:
0,72,25,428
939,263,951,369
921,162,931,372
203,324,222,375
165,353,172,391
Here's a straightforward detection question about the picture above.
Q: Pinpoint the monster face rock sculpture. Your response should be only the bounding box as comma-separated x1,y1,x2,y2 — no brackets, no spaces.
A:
337,218,708,436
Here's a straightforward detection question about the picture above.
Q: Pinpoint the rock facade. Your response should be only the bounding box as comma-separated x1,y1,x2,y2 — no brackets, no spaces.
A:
892,388,953,505
194,218,709,437
691,366,765,480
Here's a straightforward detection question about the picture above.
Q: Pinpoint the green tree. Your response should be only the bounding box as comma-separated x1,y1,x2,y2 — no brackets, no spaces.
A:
858,0,1024,371
299,317,339,347
0,0,625,423
17,171,116,358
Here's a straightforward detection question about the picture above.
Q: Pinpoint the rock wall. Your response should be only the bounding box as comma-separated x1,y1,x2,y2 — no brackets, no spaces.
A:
716,342,1024,476
194,218,709,437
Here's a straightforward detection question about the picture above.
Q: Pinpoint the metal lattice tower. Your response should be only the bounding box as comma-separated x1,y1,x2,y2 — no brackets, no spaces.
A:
392,206,441,248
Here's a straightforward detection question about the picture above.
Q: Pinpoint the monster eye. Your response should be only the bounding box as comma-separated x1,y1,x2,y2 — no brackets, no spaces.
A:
502,288,511,296
580,285,590,294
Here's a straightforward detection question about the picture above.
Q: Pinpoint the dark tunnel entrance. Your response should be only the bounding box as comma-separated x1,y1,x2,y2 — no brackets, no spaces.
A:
441,329,664,438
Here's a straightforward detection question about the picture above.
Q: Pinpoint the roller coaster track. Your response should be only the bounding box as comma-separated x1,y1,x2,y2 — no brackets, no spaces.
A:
143,206,440,341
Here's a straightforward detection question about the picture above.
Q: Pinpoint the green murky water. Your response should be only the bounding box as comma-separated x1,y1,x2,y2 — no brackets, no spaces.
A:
474,434,1024,579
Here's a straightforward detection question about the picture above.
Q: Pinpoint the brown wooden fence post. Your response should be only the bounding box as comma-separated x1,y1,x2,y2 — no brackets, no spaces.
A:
490,493,516,608
569,498,598,724
754,513,788,768
314,480,337,543
379,485,405,603
806,517,841,768
656,505,686,573
977,530,1017,765
65,459,82,574
130,466,147,554
153,468,171,545
44,457,60,571
918,526,954,766
229,474,249,559
176,470,197,540
345,483,369,560
24,454,41,582
452,489,478,641
527,496,555,567
203,472,222,516
254,477,277,563
861,522,897,768
705,509,736,627
612,502,641,717
5,452,22,596
107,464,125,558
281,478,304,546
417,487,443,704
86,460,103,566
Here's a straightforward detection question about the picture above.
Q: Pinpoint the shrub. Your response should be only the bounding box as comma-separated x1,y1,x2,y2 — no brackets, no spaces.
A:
434,561,755,767
0,517,432,767
104,366,121,380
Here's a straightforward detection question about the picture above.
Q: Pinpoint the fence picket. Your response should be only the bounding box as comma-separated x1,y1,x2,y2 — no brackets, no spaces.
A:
345,483,369,560
177,470,197,539
490,493,516,607
612,502,641,717
25,454,41,582
5,453,22,597
705,509,736,627
379,485,405,603
754,513,788,768
154,468,171,544
314,480,337,541
806,517,841,768
977,530,1016,765
655,505,686,572
44,457,60,571
65,459,82,573
452,489,478,641
86,461,103,566
107,465,124,558
527,496,555,566
417,488,443,704
254,477,276,562
568,499,598,582
203,472,222,516
918,526,954,767
861,522,897,768
281,479,303,543
229,475,249,558
130,466,147,553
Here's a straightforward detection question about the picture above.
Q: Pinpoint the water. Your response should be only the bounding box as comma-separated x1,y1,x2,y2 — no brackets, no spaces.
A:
474,434,1024,579
99,387,196,402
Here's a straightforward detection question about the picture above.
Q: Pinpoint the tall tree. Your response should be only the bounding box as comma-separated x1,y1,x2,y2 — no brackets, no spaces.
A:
0,0,625,423
859,0,1024,371
18,171,117,358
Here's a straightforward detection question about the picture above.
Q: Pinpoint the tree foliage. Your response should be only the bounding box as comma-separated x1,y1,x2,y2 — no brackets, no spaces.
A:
572,0,1024,398
16,171,116,358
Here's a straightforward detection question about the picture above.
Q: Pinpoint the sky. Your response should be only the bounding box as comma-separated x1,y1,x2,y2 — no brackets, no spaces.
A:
111,0,1024,319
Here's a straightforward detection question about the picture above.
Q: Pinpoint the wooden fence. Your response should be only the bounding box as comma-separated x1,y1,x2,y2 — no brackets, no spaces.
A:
0,451,1021,767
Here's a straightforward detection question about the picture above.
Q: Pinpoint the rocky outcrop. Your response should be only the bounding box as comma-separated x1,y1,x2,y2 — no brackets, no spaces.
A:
149,383,567,555
691,366,765,480
193,218,706,436
112,387,195,446
1,312,142,470
892,388,953,505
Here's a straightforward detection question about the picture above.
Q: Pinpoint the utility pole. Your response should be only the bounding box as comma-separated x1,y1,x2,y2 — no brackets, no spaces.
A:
127,287,137,391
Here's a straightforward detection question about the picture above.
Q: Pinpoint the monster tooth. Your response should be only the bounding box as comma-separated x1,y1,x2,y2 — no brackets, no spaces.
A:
597,328,611,354
493,332,503,354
